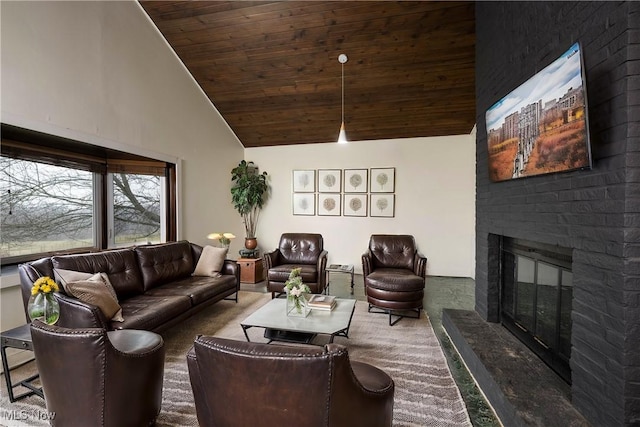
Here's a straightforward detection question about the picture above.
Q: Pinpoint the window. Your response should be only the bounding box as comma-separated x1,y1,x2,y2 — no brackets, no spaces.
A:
109,172,164,246
0,124,177,265
1,157,95,258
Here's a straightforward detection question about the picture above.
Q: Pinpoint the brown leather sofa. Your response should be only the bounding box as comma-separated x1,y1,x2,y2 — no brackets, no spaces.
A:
31,320,165,427
187,336,395,427
264,233,328,298
362,234,427,325
18,240,240,332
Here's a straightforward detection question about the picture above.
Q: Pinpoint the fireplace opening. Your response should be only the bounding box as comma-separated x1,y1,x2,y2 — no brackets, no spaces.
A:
501,237,572,383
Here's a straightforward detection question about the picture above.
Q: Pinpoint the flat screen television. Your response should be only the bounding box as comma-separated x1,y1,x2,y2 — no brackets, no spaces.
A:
485,42,592,182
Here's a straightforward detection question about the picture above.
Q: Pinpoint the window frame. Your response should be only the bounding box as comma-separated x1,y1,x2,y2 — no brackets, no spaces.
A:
1,124,177,266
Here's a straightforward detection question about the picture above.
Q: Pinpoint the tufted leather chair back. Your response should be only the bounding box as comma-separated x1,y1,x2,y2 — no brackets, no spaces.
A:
369,234,416,270
278,233,324,265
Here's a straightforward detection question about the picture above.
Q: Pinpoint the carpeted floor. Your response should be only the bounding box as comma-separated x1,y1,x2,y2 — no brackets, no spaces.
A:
1,291,471,427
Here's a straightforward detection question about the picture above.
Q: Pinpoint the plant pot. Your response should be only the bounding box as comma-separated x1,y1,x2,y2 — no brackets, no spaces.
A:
245,237,258,250
28,292,60,325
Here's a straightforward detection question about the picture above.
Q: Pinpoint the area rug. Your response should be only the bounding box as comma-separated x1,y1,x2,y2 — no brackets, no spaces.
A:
0,291,470,427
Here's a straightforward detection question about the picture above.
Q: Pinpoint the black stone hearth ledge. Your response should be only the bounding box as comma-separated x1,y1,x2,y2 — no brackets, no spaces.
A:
442,309,591,427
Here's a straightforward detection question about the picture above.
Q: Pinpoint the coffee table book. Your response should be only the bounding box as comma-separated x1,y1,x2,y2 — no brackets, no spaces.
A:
307,294,336,311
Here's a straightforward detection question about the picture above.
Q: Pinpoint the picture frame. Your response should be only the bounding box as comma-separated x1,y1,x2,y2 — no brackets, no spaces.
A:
318,194,341,216
292,193,315,215
318,169,342,193
292,170,316,192
370,167,395,193
343,169,368,193
343,194,367,217
370,194,395,217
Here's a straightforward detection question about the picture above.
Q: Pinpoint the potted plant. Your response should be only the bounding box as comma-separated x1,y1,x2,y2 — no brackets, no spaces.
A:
230,160,269,249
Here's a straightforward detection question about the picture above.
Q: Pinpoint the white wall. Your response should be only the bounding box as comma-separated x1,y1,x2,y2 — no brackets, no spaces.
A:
247,133,476,277
0,1,245,350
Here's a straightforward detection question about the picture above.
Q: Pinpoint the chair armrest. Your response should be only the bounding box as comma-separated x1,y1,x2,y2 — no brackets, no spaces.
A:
413,253,427,278
317,250,328,289
361,251,373,277
263,249,280,270
54,293,110,329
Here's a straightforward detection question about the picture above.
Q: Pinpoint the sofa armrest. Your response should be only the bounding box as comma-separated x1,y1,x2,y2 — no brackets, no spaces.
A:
263,249,280,270
221,260,240,292
413,253,427,278
54,293,110,329
361,251,373,277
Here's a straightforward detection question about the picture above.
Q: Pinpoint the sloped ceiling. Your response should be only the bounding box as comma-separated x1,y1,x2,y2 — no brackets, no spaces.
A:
140,1,476,147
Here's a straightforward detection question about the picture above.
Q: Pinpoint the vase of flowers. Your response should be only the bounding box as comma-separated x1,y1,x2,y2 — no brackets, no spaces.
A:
27,276,61,325
284,268,311,317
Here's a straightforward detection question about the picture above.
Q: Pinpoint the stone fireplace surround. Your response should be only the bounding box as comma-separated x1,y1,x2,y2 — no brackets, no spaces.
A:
445,2,639,426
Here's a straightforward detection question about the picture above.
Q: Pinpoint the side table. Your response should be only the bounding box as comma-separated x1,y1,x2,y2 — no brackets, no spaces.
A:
1,323,44,402
238,257,265,283
325,264,355,294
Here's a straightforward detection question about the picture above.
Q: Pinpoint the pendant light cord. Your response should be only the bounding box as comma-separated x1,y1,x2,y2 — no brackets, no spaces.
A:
341,60,345,124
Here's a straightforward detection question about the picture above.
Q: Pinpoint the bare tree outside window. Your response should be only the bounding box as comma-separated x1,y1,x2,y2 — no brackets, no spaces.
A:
0,157,94,257
1,156,163,258
112,173,161,245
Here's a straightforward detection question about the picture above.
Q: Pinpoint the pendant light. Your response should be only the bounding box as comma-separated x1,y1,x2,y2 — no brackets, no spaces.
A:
337,53,348,144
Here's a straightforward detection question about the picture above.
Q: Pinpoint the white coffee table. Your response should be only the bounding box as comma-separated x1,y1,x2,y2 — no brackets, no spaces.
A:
240,297,356,344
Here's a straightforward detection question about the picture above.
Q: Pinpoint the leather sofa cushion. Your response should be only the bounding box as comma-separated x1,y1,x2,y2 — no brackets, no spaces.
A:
52,249,144,299
114,295,192,331
135,241,195,291
278,233,323,265
144,275,237,306
369,235,416,270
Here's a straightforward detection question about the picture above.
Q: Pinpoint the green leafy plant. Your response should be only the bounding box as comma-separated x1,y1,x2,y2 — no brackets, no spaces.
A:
230,160,269,239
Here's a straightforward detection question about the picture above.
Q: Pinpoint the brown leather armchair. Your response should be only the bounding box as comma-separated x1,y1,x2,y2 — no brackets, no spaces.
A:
187,336,394,427
362,234,427,325
30,320,165,427
264,233,328,298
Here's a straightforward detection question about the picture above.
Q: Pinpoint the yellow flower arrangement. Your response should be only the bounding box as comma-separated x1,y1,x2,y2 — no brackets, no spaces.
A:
28,276,61,325
31,276,59,295
207,232,236,247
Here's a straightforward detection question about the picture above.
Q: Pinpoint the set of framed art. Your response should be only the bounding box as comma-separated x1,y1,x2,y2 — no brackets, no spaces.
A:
292,167,395,217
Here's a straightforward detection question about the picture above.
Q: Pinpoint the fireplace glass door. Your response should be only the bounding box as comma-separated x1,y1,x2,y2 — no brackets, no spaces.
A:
501,238,572,383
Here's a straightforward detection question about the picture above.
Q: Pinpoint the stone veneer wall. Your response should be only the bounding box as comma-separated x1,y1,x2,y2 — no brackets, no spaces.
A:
475,2,639,426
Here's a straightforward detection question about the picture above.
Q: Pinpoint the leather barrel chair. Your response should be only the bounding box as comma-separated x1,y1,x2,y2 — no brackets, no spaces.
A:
187,336,395,427
264,233,328,298
30,320,165,427
362,234,427,325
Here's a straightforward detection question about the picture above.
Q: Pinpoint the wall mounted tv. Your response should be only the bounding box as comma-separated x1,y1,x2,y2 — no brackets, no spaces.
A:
485,42,592,182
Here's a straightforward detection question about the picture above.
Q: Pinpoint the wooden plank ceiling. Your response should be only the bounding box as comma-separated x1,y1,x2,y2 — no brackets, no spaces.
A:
140,1,476,147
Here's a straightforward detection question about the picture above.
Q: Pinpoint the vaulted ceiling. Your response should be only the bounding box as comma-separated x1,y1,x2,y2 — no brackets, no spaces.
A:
140,1,476,148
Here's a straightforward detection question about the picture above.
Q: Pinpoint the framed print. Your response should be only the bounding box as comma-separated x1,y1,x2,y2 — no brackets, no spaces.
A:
343,194,367,217
343,169,368,193
370,194,395,217
318,194,341,216
293,193,315,215
292,170,316,192
370,167,395,193
318,169,342,193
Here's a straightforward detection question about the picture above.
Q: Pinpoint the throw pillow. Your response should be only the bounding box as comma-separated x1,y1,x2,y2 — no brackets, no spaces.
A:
193,246,228,277
56,270,124,322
